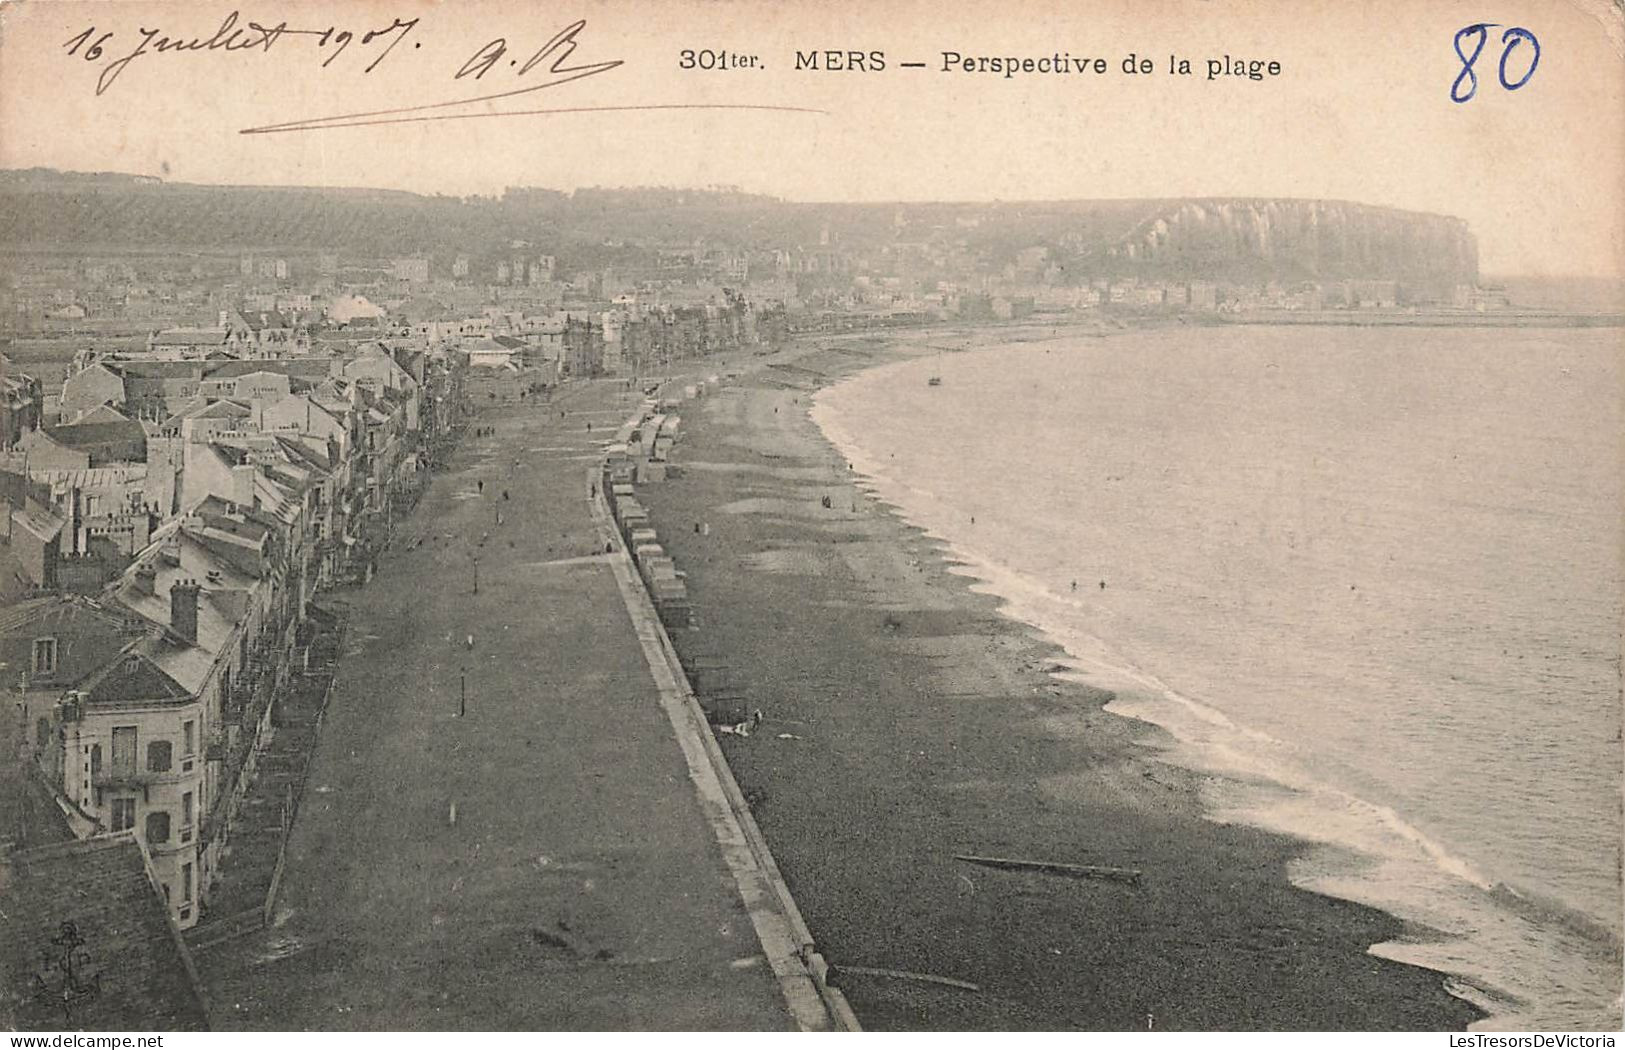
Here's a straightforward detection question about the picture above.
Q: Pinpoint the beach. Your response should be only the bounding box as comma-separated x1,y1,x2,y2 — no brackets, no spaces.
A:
632,328,1487,1030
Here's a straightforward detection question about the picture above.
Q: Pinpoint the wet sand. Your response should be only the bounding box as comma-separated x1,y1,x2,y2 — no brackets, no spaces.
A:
634,329,1485,1030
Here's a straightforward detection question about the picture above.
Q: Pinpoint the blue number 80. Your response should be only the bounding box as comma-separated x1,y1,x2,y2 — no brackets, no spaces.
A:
1452,23,1541,103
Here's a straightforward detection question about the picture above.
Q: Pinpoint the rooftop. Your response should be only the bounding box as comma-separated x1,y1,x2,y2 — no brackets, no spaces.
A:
151,327,229,346
41,419,147,451
0,834,210,1031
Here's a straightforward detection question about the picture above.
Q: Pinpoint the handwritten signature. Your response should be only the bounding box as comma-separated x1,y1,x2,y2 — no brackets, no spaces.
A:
63,13,825,133
244,19,627,133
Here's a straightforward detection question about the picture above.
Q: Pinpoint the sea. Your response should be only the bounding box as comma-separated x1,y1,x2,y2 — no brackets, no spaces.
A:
810,324,1623,1031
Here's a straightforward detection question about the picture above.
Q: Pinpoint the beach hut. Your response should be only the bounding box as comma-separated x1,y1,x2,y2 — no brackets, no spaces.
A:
616,497,647,527
638,415,666,457
618,506,650,534
652,581,691,630
681,655,750,725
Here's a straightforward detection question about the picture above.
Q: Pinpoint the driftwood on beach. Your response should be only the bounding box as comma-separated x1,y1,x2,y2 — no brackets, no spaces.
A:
833,966,982,993
954,854,1144,886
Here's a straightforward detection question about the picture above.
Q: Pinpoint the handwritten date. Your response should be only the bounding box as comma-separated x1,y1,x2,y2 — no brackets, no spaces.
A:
64,10,419,96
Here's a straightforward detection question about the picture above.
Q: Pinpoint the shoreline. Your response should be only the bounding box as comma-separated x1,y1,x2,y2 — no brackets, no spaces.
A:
632,328,1486,1030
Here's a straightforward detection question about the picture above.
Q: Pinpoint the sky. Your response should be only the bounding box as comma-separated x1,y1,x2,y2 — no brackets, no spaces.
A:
1,0,1622,276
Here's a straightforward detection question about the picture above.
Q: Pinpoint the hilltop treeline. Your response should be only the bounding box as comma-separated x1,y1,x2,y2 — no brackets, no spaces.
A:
0,170,1478,284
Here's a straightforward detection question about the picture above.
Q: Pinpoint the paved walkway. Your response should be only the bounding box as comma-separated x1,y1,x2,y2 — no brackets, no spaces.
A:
203,381,802,1030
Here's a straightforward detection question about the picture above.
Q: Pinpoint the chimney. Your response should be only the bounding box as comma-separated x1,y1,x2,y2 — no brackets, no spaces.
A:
133,563,157,596
69,487,83,555
170,579,200,645
231,464,256,509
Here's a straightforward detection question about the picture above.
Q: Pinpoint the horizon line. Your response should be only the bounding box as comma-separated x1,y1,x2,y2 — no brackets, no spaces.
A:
0,166,1476,215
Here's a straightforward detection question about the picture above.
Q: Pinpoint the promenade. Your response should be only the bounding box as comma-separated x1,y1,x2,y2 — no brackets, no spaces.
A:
202,379,805,1030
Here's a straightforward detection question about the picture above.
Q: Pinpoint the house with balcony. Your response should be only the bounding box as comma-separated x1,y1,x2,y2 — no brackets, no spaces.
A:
100,520,289,927
1,591,211,926
4,478,305,931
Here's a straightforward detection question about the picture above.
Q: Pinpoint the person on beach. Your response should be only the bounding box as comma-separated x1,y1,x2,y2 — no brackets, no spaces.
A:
477,480,484,494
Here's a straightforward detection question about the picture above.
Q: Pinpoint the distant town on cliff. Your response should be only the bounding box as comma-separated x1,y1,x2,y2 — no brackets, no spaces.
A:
1,166,1490,311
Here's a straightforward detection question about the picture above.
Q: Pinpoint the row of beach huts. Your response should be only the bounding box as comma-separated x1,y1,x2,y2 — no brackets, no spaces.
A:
601,374,729,632
602,373,758,728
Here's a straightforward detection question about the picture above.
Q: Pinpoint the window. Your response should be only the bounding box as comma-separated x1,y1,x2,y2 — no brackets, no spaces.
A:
181,863,193,903
181,791,193,827
110,797,135,832
146,740,172,773
35,718,50,748
111,726,136,776
89,744,102,776
145,811,170,844
31,638,57,675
